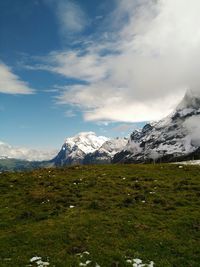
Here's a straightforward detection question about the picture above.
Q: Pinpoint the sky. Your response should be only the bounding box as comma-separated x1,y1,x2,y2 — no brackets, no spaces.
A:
1,0,200,151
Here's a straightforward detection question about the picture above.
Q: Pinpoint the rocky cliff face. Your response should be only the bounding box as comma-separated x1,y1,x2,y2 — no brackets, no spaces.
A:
113,92,200,163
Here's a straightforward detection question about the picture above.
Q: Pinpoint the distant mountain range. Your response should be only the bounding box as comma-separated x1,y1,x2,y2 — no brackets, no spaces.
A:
0,158,46,172
52,91,200,166
51,132,127,166
0,142,57,171
1,91,200,170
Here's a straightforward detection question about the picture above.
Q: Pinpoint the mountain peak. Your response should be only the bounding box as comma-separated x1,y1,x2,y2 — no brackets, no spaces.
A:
113,90,200,164
64,132,108,154
52,132,109,166
52,133,129,166
72,132,96,137
177,89,200,110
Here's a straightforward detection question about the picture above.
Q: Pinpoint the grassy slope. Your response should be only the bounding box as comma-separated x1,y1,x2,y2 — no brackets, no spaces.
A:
0,164,199,267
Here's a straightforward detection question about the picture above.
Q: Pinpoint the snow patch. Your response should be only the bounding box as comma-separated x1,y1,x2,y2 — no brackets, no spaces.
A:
126,258,154,267
30,256,50,267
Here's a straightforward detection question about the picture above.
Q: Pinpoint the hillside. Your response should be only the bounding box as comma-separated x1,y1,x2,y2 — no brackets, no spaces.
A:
0,164,199,267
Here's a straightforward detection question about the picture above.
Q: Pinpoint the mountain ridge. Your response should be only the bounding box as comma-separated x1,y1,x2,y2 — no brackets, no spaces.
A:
52,132,128,166
113,91,200,163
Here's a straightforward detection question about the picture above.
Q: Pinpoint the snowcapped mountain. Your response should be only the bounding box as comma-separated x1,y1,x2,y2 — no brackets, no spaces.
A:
113,91,200,163
83,137,128,164
2,90,199,167
53,91,200,166
52,132,128,166
0,141,57,161
52,132,109,165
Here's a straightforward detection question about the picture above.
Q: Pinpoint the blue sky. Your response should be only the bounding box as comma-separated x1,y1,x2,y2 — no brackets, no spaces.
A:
0,0,145,149
0,0,199,149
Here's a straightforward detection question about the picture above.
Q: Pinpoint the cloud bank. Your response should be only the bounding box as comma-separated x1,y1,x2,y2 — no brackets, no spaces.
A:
0,62,34,95
0,141,57,161
40,0,200,122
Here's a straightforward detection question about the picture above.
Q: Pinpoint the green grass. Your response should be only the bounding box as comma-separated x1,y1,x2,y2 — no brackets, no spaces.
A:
0,164,200,266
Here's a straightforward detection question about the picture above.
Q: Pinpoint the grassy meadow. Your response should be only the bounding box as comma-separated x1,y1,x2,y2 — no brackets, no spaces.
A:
0,164,200,267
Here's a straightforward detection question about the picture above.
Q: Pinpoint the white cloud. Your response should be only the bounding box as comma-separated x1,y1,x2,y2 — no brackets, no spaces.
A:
39,0,200,122
0,141,57,161
65,109,76,118
47,50,106,82
184,115,200,147
56,82,182,122
113,123,134,133
46,0,88,35
57,1,87,34
0,62,34,95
